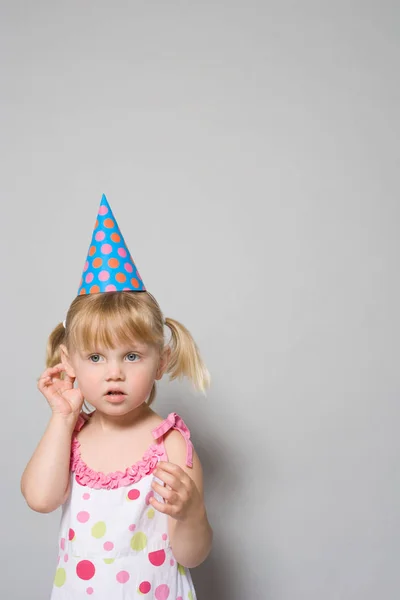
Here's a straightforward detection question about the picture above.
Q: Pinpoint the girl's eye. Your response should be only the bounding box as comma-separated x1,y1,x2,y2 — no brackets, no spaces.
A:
126,353,139,362
89,355,103,363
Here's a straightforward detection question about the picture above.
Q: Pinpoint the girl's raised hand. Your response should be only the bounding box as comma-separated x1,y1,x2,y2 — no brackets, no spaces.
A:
37,364,84,418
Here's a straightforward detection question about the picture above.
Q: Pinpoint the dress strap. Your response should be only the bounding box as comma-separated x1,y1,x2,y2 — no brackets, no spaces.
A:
152,412,194,467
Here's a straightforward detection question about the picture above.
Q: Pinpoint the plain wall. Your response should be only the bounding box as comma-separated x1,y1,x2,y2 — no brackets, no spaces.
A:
1,1,399,598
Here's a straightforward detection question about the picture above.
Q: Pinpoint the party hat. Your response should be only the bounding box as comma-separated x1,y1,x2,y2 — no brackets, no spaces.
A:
77,194,146,295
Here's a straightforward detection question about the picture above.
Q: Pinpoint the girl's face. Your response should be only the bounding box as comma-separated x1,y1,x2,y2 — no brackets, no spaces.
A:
60,339,169,416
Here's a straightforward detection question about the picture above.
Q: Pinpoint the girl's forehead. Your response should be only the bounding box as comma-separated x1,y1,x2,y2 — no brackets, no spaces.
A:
90,340,149,351
72,337,153,354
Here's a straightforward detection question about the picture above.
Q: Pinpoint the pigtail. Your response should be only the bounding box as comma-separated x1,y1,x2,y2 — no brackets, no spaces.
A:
46,322,66,368
165,318,210,394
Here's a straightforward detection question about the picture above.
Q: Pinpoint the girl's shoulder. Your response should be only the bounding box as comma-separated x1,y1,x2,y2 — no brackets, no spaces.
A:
152,411,197,471
151,411,193,443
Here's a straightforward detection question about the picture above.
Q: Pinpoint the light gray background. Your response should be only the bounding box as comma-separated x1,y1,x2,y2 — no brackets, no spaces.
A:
1,1,399,599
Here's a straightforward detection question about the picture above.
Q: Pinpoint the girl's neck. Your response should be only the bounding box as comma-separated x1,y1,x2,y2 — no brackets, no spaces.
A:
88,403,154,432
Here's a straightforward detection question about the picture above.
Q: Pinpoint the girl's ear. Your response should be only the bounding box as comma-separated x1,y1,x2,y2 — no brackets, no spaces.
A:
59,344,76,378
155,346,171,380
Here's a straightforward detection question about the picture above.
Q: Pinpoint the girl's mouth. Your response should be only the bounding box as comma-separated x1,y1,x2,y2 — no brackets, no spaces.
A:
105,391,126,403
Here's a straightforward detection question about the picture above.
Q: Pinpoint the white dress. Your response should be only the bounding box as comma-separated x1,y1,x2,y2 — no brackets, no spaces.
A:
50,412,197,600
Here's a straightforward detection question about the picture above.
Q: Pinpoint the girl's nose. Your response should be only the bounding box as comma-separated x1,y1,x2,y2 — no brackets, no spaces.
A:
106,362,125,380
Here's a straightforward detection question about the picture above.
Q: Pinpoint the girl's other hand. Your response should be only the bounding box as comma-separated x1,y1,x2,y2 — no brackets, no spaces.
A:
37,364,84,418
150,462,205,523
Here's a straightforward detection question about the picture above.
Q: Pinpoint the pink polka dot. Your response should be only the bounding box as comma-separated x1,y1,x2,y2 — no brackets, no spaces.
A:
76,560,95,580
95,230,105,241
105,284,117,292
170,558,175,566
77,511,90,523
155,583,170,600
60,538,65,551
99,205,108,216
177,597,183,600
123,287,130,290
148,549,166,566
98,270,110,281
86,588,94,595
128,524,136,532
64,554,69,563
68,528,75,541
124,262,133,273
116,571,130,584
101,243,112,254
83,493,90,500
162,533,168,541
83,261,89,272
103,541,114,551
128,489,140,501
85,273,94,284
139,581,151,594
117,247,127,258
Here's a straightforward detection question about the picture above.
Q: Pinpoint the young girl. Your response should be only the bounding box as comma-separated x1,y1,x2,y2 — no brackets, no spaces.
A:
21,195,213,600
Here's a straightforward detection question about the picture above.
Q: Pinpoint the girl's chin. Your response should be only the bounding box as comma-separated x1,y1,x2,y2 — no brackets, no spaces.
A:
85,398,148,413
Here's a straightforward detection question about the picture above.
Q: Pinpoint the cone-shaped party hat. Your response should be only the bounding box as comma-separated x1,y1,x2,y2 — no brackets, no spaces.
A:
77,194,146,295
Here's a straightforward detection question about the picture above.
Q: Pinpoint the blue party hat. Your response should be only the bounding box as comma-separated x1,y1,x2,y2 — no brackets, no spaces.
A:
77,194,146,295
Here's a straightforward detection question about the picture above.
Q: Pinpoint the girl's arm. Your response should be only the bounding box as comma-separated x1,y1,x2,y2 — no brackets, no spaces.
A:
21,413,76,513
150,431,213,568
21,362,84,513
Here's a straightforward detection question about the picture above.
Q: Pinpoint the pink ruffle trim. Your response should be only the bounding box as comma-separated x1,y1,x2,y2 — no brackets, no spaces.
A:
71,438,165,490
70,411,193,490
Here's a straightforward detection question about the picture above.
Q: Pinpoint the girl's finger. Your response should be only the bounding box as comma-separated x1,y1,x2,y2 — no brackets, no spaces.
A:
156,461,188,479
149,496,172,515
155,463,192,489
37,364,65,381
46,364,66,375
37,375,52,389
151,480,175,503
62,372,75,384
152,469,181,492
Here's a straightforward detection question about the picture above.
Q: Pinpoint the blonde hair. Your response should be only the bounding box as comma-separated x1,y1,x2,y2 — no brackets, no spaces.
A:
46,291,210,406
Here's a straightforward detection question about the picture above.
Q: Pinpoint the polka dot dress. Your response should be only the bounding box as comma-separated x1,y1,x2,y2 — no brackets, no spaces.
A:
51,413,197,600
